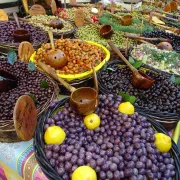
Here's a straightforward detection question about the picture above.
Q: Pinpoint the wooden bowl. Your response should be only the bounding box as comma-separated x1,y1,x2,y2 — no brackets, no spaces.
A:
13,29,30,43
121,15,133,26
70,87,98,115
100,25,113,39
0,70,17,92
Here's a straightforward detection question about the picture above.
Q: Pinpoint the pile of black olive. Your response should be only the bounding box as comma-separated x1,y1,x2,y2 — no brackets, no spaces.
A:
0,21,48,46
143,30,180,52
98,61,180,114
0,60,54,120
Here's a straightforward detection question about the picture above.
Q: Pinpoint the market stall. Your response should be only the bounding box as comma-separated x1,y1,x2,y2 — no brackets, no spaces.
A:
0,0,180,179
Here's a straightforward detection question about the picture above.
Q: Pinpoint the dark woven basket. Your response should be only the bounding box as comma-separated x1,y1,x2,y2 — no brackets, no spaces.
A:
34,97,180,180
0,58,60,142
97,60,180,130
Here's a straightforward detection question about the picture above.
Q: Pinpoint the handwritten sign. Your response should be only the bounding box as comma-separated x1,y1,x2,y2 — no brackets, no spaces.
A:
70,0,77,5
13,95,37,141
29,4,46,16
110,2,115,13
51,0,57,15
75,9,85,28
0,9,8,21
18,41,35,62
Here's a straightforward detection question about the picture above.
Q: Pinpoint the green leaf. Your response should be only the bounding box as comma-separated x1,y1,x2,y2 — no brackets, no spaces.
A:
175,78,180,84
129,57,135,64
142,55,148,63
133,61,142,69
171,68,180,75
106,67,115,71
129,96,136,104
7,49,17,65
170,75,176,83
40,80,49,88
28,62,36,71
28,94,37,103
103,60,108,70
159,61,165,70
119,90,136,104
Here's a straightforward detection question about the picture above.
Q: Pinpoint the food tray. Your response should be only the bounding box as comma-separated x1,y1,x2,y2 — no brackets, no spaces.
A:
0,59,59,142
30,40,110,81
97,60,180,129
34,97,180,180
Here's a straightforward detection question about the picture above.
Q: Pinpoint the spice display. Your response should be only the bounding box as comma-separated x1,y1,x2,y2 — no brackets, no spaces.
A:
0,20,48,46
99,13,154,34
99,62,180,113
28,15,74,34
76,25,134,49
131,44,180,74
43,95,176,179
35,39,106,74
143,30,180,52
0,59,54,120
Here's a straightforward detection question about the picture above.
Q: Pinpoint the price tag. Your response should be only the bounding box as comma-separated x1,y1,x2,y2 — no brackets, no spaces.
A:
51,0,57,15
74,9,85,28
13,95,37,141
0,9,8,21
29,4,46,16
18,41,35,62
110,2,115,13
70,0,77,5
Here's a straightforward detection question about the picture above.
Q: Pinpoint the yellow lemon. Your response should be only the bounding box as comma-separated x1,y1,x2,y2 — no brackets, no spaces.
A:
154,133,172,152
84,113,100,130
72,166,97,180
118,102,134,115
44,126,66,145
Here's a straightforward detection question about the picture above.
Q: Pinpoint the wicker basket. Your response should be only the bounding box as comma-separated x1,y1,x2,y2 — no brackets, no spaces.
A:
0,71,59,142
97,60,180,130
34,97,180,180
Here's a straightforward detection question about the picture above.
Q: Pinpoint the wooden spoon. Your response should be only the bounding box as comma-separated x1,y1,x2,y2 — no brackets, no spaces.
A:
13,12,30,43
37,61,99,115
138,40,173,51
45,30,67,69
19,18,64,29
108,41,154,89
124,33,172,43
106,11,133,26
85,18,113,39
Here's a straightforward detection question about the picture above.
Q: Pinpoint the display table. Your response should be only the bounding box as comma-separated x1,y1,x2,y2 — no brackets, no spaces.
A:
0,116,179,180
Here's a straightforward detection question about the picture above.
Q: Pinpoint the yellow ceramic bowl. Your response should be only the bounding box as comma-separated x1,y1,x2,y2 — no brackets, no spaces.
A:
30,40,110,81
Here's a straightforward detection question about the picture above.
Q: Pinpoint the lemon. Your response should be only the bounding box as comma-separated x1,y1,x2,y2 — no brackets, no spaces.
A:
72,166,97,180
84,113,100,130
154,133,172,152
44,126,66,145
118,102,134,115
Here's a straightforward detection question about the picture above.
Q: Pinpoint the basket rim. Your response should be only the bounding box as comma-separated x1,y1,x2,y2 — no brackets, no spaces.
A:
34,97,180,180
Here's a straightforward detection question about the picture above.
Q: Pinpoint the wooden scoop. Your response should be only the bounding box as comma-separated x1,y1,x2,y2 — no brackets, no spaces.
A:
45,30,67,69
124,33,172,43
108,41,154,89
20,18,64,29
37,61,98,115
13,12,30,43
106,11,133,26
85,18,113,39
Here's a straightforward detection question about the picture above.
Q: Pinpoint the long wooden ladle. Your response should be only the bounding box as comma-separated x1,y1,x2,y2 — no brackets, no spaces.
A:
108,41,154,89
37,61,99,115
85,18,113,39
106,11,133,26
124,33,173,51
